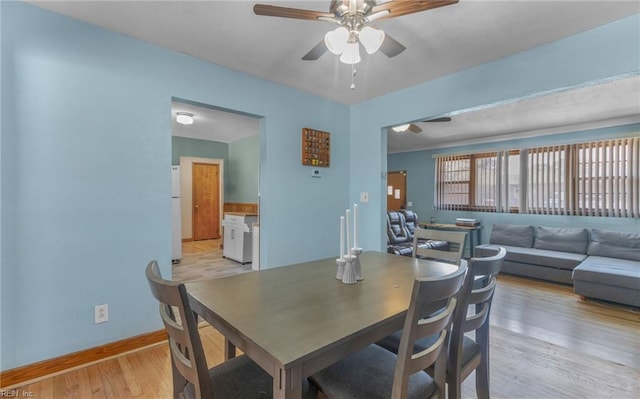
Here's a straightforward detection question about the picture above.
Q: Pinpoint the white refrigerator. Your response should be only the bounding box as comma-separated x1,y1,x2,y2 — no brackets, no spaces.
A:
171,166,182,263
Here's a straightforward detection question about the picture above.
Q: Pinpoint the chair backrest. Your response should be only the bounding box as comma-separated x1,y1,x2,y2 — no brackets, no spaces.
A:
387,211,411,244
145,260,213,399
392,261,468,399
448,247,506,382
412,228,467,265
400,210,419,237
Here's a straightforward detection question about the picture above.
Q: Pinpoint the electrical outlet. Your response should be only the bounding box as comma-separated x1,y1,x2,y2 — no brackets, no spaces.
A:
360,192,369,203
94,304,109,324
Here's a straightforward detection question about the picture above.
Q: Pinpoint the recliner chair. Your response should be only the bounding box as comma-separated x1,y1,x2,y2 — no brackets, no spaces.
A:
400,209,419,237
387,210,449,257
386,211,414,256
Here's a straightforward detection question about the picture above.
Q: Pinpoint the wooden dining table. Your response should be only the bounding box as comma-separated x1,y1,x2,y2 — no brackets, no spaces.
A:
186,250,459,399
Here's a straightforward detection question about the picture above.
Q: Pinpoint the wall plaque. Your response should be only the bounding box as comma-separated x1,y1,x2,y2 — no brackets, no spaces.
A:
302,128,330,167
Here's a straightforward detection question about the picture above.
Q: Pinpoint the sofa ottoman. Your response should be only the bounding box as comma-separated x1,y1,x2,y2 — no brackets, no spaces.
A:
572,229,640,307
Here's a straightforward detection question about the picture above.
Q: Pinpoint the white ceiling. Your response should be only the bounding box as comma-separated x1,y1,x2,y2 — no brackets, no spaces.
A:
172,101,260,143
28,1,640,151
387,75,640,153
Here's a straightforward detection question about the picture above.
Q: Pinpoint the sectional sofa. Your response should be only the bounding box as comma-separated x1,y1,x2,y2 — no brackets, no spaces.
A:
476,224,640,307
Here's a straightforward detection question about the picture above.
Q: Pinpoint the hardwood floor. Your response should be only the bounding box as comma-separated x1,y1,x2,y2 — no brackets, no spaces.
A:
9,274,639,398
171,238,252,282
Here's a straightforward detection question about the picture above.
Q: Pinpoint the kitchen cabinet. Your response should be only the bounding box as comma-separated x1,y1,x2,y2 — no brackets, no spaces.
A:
222,213,257,264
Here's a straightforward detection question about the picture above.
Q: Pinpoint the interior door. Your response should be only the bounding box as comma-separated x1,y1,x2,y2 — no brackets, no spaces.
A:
387,171,407,211
192,162,220,240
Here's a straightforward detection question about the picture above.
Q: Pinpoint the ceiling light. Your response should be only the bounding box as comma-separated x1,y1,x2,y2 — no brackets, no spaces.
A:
340,42,361,65
176,112,194,125
325,27,349,55
392,124,410,132
324,26,382,65
359,26,385,55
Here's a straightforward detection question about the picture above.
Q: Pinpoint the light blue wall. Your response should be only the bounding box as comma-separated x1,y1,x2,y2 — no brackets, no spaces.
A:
171,136,228,166
0,2,349,370
351,14,640,251
388,123,640,243
0,0,4,370
227,135,259,203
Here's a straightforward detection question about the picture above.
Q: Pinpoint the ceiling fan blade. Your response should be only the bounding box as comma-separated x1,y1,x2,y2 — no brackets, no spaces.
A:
302,40,328,61
423,117,452,122
379,33,406,58
372,0,459,20
408,124,423,133
253,4,333,21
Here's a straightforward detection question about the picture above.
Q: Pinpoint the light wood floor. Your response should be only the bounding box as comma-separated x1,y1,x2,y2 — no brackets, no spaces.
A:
11,275,639,398
171,239,252,282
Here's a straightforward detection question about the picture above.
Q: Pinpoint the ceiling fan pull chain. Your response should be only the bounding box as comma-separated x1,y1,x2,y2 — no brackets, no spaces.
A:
350,63,356,90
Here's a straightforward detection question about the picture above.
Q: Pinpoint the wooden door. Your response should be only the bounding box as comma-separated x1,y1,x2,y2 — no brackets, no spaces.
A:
192,163,220,240
387,171,407,211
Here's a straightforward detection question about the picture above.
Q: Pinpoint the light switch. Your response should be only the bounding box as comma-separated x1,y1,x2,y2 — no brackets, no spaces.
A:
360,192,369,203
407,201,413,207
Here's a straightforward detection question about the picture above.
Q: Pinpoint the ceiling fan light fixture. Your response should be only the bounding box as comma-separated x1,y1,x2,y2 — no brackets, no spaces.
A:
339,41,361,64
392,124,410,132
324,26,349,55
176,112,194,125
359,26,385,54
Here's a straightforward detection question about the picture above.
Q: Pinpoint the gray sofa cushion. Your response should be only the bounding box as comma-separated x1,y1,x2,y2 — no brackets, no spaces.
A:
489,224,534,248
573,256,640,291
534,226,589,254
476,244,586,270
588,229,640,262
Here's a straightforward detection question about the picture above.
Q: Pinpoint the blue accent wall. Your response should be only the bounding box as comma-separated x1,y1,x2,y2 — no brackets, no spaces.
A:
0,0,4,370
0,2,349,370
171,136,228,166
388,123,640,243
0,1,638,371
227,135,260,203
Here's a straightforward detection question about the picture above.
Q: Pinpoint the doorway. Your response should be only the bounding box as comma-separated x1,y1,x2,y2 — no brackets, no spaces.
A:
171,98,262,280
387,170,407,211
192,162,220,240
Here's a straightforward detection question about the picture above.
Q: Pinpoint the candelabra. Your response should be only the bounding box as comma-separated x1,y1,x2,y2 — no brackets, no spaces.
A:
341,254,357,284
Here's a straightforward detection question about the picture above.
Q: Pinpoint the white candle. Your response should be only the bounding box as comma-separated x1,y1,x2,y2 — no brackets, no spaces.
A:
353,203,358,248
339,216,345,260
346,209,351,255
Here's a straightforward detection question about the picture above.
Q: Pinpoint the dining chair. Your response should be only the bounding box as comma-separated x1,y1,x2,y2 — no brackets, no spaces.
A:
377,247,506,399
447,246,506,399
309,261,467,399
413,228,467,265
145,260,317,399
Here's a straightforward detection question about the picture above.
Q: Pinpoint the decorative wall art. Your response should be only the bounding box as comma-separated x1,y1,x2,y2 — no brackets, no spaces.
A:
302,128,330,167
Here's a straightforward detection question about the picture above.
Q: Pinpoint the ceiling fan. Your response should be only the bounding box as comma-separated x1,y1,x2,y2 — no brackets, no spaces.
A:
253,0,459,65
391,117,452,133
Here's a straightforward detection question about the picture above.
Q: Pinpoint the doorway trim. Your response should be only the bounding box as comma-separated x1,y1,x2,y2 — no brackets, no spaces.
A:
179,156,224,241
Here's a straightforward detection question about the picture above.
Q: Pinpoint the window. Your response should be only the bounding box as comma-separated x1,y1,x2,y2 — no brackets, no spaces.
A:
436,155,470,210
435,151,519,212
434,136,639,218
575,138,639,217
526,145,568,215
